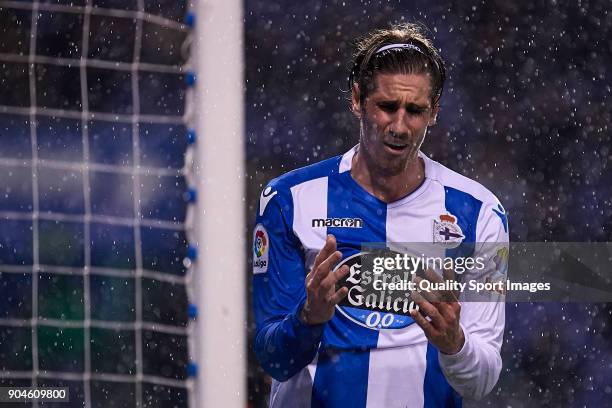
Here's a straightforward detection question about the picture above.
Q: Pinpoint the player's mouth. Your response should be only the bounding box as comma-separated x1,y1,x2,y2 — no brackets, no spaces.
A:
383,141,409,154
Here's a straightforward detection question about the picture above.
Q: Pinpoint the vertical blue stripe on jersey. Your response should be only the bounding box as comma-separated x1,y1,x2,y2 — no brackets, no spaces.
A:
310,172,387,407
312,347,371,408
443,186,482,258
423,343,462,408
321,171,384,349
328,172,388,257
422,186,481,407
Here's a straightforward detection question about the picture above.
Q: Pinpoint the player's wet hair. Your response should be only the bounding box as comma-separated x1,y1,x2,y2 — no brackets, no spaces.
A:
349,23,446,107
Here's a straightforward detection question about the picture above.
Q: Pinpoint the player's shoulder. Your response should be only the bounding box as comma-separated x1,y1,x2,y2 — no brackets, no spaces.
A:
424,153,503,209
265,154,343,193
257,154,343,217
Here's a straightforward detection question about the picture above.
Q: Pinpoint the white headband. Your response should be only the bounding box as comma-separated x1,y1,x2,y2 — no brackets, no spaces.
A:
375,43,423,54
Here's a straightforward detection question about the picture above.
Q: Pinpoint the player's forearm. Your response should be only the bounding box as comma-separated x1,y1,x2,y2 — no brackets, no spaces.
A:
437,326,502,400
254,309,324,382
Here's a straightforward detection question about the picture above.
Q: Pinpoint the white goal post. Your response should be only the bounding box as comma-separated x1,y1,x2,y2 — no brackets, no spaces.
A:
193,0,246,407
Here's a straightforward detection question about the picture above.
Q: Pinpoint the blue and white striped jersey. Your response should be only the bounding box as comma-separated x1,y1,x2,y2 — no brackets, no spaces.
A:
252,145,508,408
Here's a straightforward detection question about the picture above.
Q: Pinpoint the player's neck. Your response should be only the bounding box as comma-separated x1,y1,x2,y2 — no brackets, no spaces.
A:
351,150,425,203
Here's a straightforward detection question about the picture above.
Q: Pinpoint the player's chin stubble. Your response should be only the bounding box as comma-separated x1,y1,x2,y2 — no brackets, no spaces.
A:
362,139,410,177
359,118,423,176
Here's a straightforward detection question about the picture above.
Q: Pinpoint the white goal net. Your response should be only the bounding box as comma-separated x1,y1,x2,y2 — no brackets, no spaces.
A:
0,0,204,406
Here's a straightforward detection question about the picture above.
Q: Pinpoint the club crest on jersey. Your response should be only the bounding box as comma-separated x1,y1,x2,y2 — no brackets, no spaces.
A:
433,214,465,248
253,224,269,274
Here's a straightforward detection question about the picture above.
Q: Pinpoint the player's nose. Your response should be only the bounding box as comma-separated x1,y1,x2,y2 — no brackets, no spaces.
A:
389,110,410,137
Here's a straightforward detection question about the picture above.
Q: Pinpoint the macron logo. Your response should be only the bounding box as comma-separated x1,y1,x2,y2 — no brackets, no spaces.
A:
311,217,364,228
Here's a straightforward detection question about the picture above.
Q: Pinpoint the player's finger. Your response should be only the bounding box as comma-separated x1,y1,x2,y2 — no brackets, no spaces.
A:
413,294,446,329
442,266,455,283
424,268,457,303
410,289,438,320
328,286,349,305
411,285,432,305
305,268,314,283
423,268,443,283
322,264,349,288
410,307,437,338
442,267,460,300
412,276,442,303
310,250,342,287
312,235,337,271
435,301,459,323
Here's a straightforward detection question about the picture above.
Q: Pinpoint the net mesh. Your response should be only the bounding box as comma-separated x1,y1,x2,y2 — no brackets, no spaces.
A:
0,0,194,406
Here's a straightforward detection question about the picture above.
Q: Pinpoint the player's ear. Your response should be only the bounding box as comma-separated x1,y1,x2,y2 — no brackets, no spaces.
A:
351,83,362,118
428,103,440,126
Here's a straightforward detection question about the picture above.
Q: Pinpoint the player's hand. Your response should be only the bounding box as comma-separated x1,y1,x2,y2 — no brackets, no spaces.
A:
301,235,350,325
410,268,465,355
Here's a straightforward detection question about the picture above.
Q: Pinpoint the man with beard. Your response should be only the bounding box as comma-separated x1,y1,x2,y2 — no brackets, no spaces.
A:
252,23,508,407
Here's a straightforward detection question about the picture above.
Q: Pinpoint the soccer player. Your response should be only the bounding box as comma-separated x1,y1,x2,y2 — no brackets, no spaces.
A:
252,23,509,407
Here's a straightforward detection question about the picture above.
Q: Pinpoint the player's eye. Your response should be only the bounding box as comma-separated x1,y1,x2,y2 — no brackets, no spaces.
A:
406,107,425,115
403,102,430,116
377,102,398,113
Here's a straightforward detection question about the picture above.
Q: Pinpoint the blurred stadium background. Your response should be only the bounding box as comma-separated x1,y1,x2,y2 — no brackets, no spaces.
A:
0,0,194,406
0,0,611,407
245,1,611,407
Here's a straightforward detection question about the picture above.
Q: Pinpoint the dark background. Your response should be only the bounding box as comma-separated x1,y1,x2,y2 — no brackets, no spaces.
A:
0,0,610,406
0,1,190,406
245,1,612,406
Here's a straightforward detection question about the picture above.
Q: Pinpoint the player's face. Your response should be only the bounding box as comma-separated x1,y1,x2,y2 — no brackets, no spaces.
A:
352,72,438,175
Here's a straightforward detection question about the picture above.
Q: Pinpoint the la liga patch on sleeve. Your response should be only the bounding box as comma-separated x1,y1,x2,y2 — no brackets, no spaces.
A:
253,223,269,274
